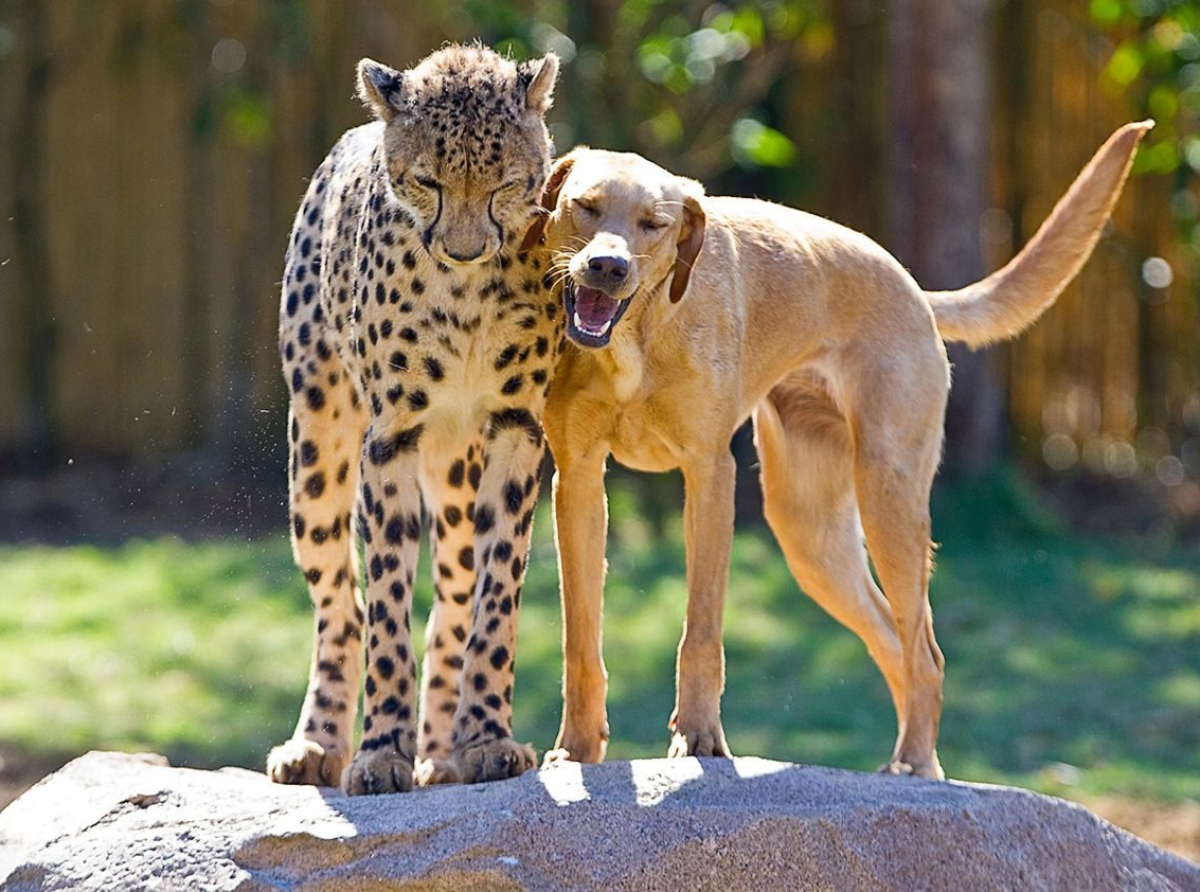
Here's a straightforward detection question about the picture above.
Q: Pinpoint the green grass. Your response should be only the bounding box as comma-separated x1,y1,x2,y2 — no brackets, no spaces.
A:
1,473,1197,804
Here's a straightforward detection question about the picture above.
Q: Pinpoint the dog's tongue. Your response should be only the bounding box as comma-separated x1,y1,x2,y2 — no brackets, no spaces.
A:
573,285,620,333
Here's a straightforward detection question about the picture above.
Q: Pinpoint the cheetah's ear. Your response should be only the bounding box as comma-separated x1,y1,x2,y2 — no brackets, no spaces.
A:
357,58,406,122
522,53,559,114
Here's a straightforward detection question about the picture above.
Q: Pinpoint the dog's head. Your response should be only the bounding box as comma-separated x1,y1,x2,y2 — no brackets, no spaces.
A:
524,149,706,348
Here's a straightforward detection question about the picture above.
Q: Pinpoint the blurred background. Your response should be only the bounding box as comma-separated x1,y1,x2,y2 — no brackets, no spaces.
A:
0,0,1197,860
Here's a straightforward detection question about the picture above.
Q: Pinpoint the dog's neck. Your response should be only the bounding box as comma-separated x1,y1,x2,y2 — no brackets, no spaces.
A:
583,278,682,404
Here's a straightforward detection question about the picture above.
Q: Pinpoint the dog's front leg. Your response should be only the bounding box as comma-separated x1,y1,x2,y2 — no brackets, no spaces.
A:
544,446,612,765
669,451,736,758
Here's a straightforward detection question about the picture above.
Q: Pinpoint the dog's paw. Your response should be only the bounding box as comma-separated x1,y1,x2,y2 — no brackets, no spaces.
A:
542,731,607,766
452,738,536,784
878,755,944,780
266,738,347,787
341,748,414,795
668,724,731,759
414,756,461,787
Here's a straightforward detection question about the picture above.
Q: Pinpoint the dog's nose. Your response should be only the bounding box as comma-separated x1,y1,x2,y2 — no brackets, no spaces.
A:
588,255,629,282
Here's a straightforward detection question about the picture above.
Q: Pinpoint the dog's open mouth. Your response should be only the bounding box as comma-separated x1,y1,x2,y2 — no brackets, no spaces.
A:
565,280,631,348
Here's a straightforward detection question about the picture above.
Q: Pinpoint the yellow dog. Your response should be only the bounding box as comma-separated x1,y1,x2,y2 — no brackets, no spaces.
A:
526,121,1149,778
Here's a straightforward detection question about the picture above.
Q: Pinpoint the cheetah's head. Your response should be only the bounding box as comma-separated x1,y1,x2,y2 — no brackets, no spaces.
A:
357,45,559,268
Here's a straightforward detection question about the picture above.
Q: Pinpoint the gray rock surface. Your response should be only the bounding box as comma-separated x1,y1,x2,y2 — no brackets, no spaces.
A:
0,751,1196,891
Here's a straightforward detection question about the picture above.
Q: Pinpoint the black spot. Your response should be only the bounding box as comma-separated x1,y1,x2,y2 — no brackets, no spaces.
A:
503,480,523,515
488,408,540,444
368,424,425,465
423,356,444,381
474,504,495,535
305,472,326,499
494,343,519,370
385,515,404,545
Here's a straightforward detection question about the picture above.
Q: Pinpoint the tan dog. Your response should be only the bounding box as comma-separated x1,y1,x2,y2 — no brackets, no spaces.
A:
530,122,1150,779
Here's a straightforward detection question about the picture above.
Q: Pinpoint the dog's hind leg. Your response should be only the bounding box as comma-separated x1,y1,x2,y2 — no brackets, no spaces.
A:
845,350,949,781
753,383,907,735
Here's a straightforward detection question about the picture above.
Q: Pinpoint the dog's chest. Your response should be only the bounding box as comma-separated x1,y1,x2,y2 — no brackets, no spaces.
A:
605,375,690,473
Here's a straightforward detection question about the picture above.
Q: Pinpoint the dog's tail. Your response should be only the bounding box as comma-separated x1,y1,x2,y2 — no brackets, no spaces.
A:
925,120,1152,348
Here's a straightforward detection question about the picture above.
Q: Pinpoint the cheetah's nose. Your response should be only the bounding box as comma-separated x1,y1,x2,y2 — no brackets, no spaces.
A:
446,245,487,263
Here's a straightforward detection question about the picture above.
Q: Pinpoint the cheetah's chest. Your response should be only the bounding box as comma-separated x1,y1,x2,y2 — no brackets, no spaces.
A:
327,223,558,433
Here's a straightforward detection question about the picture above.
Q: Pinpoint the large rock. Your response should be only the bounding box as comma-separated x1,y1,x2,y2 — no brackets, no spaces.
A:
0,751,1195,890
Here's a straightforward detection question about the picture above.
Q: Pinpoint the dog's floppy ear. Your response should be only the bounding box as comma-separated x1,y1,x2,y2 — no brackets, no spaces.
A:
669,191,706,303
520,152,577,253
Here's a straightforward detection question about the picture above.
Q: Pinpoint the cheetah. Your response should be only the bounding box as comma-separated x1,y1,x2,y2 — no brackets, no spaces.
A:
267,44,564,795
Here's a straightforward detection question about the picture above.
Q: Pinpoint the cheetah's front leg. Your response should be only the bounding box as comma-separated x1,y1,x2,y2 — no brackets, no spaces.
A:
342,430,423,795
448,414,544,783
268,384,366,787
414,443,482,787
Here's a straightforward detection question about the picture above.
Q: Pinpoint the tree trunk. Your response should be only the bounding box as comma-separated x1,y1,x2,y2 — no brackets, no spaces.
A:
886,0,1003,477
10,0,58,467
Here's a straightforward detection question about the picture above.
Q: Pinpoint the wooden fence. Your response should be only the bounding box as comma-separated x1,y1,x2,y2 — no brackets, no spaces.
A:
0,0,1193,482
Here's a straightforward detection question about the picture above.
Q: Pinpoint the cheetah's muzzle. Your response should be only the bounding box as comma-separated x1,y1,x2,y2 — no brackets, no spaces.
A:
565,280,632,348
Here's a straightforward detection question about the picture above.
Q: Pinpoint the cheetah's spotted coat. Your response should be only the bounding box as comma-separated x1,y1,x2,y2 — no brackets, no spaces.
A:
268,45,563,794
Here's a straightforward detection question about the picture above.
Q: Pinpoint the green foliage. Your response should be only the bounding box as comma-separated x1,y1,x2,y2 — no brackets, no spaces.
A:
447,0,826,179
0,481,1197,803
1092,0,1200,240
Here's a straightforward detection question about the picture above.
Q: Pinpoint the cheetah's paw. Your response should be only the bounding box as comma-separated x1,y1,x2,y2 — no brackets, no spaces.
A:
266,738,348,787
452,738,536,784
341,748,414,795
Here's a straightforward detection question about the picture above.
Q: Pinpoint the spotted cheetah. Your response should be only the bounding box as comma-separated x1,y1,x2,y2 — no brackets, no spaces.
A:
267,45,564,795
